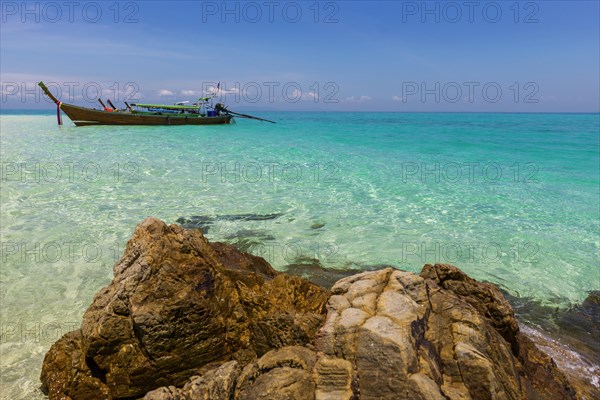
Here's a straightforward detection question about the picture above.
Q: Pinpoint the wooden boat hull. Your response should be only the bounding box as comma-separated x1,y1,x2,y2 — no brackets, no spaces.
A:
60,103,233,126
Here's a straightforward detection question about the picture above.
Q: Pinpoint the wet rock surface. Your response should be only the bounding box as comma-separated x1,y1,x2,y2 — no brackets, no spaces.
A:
41,218,590,399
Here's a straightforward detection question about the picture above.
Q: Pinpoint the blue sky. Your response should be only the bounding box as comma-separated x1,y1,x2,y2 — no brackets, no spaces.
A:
1,0,599,111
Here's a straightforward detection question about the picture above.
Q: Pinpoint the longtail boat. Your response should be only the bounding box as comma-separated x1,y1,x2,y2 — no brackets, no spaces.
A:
38,81,275,126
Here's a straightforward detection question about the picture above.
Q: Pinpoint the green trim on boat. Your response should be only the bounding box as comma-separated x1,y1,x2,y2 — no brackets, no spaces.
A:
132,103,201,110
130,110,206,117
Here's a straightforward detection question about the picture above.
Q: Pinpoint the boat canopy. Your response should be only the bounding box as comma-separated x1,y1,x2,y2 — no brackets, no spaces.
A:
131,103,201,110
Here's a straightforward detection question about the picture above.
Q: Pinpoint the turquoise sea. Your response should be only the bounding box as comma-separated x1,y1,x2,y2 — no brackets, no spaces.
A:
1,111,599,398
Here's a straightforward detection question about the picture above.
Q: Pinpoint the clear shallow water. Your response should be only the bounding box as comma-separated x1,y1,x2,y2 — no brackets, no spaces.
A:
1,111,599,398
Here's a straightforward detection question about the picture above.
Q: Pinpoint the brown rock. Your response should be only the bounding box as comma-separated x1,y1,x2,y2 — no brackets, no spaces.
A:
40,330,111,400
147,346,317,400
41,222,585,400
143,360,241,400
235,346,317,400
420,262,520,351
516,334,579,399
421,263,578,399
180,361,241,400
312,265,579,400
41,218,328,399
143,386,182,400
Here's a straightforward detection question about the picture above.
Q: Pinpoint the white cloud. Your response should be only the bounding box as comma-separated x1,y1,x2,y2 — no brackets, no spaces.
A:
288,89,319,101
220,87,240,94
158,90,174,96
345,95,373,102
392,95,403,101
181,90,201,96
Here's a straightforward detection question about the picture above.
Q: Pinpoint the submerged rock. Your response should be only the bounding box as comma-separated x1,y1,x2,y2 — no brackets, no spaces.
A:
310,222,326,230
176,215,213,233
40,218,583,399
282,258,359,289
176,213,283,234
560,290,600,350
224,229,276,253
503,289,600,399
282,257,384,289
504,289,600,357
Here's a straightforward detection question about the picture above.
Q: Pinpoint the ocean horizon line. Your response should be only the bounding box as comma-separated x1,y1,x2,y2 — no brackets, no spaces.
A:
2,108,599,115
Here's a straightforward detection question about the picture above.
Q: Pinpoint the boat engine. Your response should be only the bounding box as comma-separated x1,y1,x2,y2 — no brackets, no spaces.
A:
214,103,226,115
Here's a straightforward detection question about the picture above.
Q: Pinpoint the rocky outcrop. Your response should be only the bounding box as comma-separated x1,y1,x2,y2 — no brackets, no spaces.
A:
420,264,578,399
141,265,580,400
40,218,583,400
40,218,329,399
312,266,575,399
